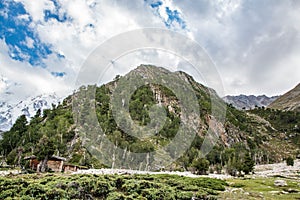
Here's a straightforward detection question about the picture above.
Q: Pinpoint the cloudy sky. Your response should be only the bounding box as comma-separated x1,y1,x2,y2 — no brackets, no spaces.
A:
0,0,300,104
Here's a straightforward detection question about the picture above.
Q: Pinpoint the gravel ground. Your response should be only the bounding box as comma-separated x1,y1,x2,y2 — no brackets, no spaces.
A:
73,159,300,179
0,169,20,176
1,159,298,180
253,159,300,179
72,168,232,179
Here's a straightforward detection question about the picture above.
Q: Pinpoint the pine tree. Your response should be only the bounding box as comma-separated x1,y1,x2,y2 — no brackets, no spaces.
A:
243,152,255,174
286,156,294,166
192,157,210,175
35,135,56,172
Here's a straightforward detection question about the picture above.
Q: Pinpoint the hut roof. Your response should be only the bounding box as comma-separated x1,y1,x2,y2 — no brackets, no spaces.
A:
50,155,66,161
64,163,88,169
24,155,37,160
24,155,66,161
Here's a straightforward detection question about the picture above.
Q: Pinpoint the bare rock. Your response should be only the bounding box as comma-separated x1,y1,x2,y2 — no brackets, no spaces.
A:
284,188,300,193
274,180,287,187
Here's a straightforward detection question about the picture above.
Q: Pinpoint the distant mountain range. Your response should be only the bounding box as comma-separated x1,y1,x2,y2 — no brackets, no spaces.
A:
223,95,279,110
268,83,300,112
0,94,61,131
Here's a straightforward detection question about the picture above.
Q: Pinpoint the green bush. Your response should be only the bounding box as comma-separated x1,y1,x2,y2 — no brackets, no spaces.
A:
286,156,294,166
192,158,210,175
0,171,227,199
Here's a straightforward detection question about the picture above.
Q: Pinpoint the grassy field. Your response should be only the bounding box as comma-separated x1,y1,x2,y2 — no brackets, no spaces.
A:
220,177,300,200
0,173,227,200
0,172,299,199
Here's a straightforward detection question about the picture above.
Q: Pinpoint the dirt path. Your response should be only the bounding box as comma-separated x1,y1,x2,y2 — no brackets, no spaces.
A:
1,159,298,180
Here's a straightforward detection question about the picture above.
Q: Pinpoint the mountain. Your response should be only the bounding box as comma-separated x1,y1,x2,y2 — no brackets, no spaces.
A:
0,101,13,131
223,95,278,110
268,83,300,112
0,65,298,172
0,93,61,132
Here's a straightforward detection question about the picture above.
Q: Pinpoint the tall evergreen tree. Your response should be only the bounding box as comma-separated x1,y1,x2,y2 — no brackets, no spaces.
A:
35,135,56,172
243,152,255,174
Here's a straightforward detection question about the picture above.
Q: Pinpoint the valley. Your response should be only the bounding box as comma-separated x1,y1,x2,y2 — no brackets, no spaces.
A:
0,65,299,199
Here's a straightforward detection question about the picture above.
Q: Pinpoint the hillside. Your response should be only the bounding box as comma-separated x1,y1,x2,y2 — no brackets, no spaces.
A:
0,65,298,174
223,95,278,110
268,83,300,112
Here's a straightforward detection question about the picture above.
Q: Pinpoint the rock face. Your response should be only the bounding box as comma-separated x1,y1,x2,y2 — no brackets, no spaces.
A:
268,83,300,112
223,95,278,110
274,180,287,187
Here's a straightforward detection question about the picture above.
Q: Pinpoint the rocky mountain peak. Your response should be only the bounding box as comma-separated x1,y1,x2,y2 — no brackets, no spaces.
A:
223,95,279,110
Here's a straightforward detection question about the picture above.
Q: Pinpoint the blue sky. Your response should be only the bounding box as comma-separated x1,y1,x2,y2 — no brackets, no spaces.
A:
0,0,300,104
0,1,52,66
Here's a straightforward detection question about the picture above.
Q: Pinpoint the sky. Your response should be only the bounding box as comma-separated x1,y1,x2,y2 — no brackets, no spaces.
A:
0,0,300,104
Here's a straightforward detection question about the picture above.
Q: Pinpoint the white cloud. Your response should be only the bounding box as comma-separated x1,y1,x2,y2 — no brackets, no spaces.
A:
62,0,95,28
0,39,72,104
17,14,30,21
23,36,34,48
15,0,56,22
0,77,7,94
1,0,170,104
173,0,300,96
2,0,300,106
33,0,165,72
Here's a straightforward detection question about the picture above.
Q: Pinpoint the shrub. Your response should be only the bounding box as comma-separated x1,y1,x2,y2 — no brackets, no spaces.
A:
0,173,227,199
286,156,294,166
192,158,210,175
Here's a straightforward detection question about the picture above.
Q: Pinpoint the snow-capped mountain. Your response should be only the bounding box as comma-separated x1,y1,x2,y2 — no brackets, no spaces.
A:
0,93,62,132
223,95,279,110
0,101,13,131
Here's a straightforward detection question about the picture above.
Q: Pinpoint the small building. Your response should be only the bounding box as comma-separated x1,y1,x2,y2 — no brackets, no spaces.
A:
24,155,66,172
24,155,88,173
24,155,39,170
63,163,88,173
46,155,66,172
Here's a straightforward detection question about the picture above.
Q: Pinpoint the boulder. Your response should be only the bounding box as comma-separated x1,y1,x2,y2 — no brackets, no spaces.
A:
284,188,299,193
274,180,287,187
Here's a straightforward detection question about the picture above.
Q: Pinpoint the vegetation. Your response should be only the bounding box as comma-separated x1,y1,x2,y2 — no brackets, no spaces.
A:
223,177,300,200
0,66,297,175
0,98,92,170
0,173,227,199
192,157,210,175
249,107,300,147
286,156,294,166
243,152,255,175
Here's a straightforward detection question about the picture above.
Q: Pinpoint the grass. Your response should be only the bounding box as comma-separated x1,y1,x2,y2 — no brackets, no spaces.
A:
0,173,227,200
220,177,300,200
1,172,299,199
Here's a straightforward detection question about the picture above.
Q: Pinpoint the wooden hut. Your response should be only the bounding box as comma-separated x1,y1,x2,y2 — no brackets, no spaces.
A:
46,155,66,172
24,155,39,170
63,163,88,173
24,155,66,172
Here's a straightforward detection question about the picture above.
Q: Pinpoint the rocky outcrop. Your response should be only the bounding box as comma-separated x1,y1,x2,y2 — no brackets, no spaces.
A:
274,180,287,187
